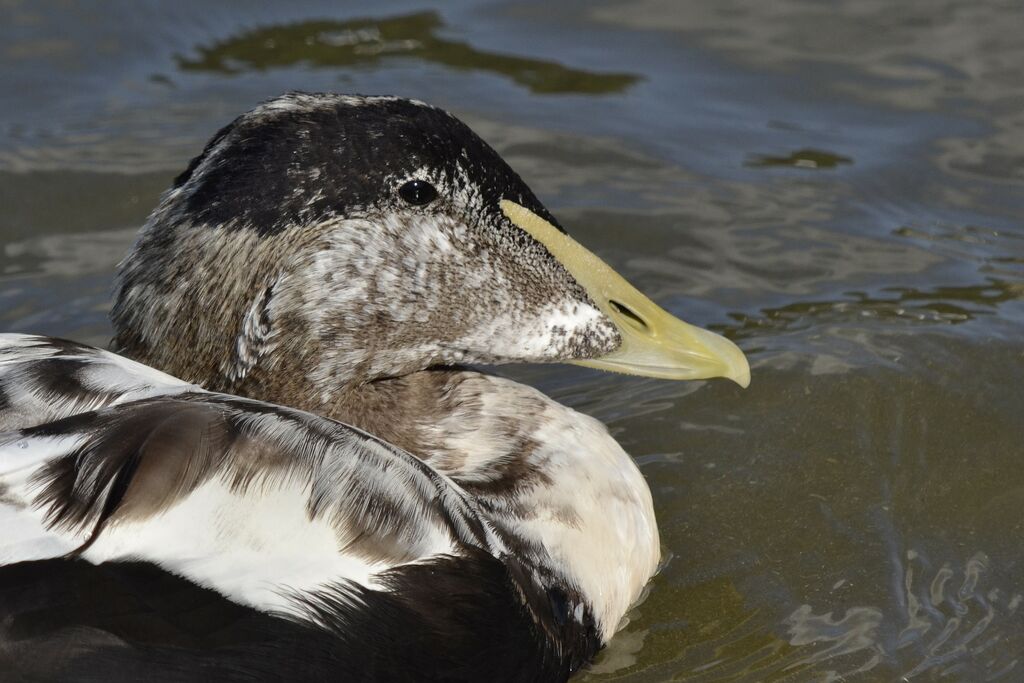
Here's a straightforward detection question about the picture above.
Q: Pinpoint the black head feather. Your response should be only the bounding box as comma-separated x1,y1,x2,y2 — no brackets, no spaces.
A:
173,92,564,236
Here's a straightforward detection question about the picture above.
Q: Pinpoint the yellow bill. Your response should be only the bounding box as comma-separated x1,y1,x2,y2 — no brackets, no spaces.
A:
501,200,750,388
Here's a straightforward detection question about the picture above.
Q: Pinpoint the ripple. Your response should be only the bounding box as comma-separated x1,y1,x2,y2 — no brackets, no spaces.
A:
746,149,853,170
893,224,1024,279
780,551,1023,680
1,226,136,280
582,550,1023,681
718,278,1024,342
176,11,641,95
594,0,1024,193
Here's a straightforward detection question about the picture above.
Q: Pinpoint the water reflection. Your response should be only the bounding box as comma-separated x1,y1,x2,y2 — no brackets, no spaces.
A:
177,11,640,94
583,550,1023,681
721,278,1024,339
894,225,1024,279
593,0,1024,191
746,149,852,170
782,551,1022,680
785,604,883,672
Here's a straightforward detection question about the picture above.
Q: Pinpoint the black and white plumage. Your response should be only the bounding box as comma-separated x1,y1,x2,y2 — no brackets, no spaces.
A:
0,337,601,680
0,94,749,681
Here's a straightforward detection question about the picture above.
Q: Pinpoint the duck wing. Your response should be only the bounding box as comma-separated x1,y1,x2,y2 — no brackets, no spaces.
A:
0,335,585,682
0,333,198,431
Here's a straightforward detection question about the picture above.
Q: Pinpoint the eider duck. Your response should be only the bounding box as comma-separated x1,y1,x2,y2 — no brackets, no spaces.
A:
0,93,749,682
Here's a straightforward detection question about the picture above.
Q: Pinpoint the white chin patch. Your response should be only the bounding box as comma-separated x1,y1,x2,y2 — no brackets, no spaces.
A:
465,300,607,362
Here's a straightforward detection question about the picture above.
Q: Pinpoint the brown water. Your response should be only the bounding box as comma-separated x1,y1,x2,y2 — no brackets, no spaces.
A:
2,1,1023,680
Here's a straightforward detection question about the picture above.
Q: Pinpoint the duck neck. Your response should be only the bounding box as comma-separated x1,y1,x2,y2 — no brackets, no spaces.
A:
231,363,460,455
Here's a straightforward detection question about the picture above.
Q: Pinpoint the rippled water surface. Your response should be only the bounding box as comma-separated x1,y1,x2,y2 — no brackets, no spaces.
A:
2,1,1023,680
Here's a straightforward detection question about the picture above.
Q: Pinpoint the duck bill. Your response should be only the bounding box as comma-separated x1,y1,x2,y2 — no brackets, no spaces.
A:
501,200,750,388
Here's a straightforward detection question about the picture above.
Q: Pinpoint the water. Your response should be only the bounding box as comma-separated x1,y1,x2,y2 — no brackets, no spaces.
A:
2,1,1023,679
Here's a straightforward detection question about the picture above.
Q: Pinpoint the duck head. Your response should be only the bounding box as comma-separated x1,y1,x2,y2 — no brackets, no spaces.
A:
112,93,748,405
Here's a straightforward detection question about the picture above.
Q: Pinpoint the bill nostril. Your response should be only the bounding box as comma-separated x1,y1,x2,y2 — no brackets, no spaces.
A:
608,300,649,332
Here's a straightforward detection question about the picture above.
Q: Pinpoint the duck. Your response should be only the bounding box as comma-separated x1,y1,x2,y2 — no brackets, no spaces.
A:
0,92,749,682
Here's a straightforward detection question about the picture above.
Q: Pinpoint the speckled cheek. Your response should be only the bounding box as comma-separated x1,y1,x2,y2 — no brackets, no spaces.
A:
449,296,620,365
567,315,622,359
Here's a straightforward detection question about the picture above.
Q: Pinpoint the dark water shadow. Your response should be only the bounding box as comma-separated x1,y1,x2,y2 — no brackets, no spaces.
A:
746,148,852,170
176,11,640,95
715,278,1023,342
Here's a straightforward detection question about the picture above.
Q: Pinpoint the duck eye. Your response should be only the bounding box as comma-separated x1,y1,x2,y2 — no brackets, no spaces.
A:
398,179,438,206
